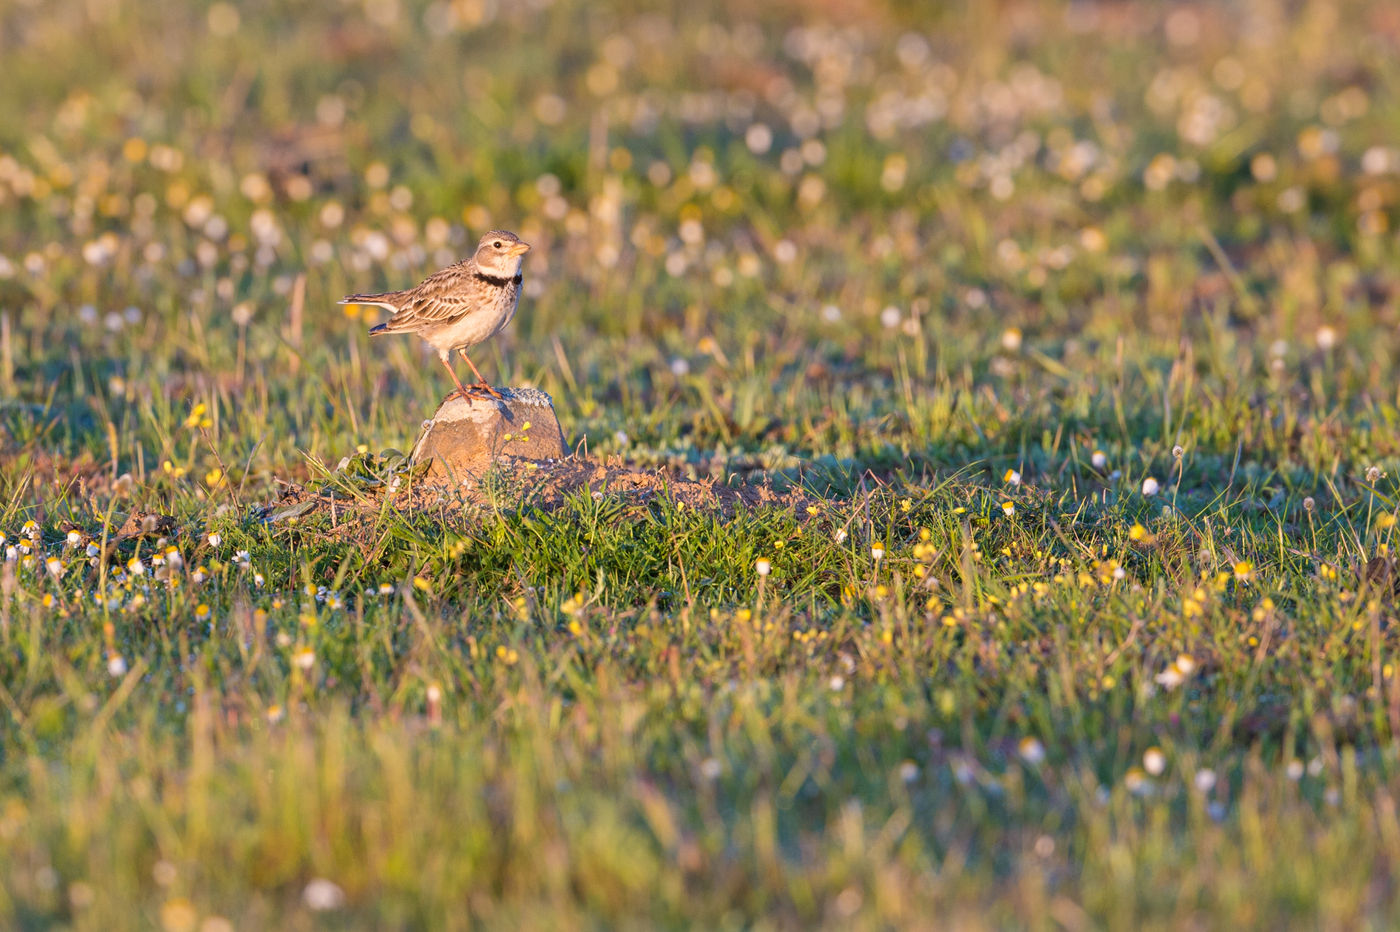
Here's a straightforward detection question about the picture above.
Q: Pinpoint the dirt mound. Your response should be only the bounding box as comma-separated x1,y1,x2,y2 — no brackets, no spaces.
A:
257,455,813,527
480,456,810,515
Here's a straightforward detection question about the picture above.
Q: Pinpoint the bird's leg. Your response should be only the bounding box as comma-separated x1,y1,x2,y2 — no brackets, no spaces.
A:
457,349,505,399
440,355,481,404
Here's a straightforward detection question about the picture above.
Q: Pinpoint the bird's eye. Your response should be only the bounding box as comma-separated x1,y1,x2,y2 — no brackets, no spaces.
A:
492,241,502,248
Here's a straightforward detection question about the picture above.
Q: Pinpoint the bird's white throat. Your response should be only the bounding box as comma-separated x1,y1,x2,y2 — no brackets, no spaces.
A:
477,253,523,277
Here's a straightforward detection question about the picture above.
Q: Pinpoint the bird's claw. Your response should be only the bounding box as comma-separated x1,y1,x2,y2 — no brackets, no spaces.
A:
447,384,504,405
465,380,505,400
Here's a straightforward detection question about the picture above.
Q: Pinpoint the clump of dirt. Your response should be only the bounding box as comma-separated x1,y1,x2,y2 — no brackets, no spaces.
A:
257,454,814,528
480,456,812,515
113,510,178,541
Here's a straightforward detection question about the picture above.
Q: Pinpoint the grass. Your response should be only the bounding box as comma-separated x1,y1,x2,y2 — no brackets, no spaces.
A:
4,0,1400,926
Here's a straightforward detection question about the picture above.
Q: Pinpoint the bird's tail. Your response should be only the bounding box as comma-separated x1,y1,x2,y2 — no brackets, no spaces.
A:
340,291,405,335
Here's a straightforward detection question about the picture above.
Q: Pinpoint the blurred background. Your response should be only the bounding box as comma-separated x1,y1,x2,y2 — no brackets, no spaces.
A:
1,0,1399,477
6,6,1400,925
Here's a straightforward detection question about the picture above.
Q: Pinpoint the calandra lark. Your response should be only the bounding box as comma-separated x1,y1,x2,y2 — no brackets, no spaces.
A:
340,230,531,401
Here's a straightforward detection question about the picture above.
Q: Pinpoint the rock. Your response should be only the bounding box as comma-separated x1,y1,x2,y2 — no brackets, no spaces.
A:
410,387,567,482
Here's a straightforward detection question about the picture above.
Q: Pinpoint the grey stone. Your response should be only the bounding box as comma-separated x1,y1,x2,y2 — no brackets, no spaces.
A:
409,387,567,482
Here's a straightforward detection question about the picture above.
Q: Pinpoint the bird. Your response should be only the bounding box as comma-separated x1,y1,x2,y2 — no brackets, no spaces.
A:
340,230,531,402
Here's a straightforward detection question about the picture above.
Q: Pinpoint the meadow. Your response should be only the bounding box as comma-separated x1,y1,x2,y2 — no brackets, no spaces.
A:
3,0,1400,926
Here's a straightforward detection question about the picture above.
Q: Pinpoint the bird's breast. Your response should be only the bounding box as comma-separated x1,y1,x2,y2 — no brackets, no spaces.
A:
493,281,522,335
426,284,520,352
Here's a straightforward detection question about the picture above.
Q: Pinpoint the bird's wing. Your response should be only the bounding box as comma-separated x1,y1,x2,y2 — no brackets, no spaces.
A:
389,265,486,326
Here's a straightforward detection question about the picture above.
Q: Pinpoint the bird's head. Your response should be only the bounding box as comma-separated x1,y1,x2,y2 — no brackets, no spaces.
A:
474,230,531,275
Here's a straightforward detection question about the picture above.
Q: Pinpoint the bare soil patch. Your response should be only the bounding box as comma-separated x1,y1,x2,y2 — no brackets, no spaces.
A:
256,455,815,531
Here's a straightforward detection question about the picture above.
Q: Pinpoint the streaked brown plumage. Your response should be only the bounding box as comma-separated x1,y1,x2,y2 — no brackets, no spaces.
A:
340,230,531,401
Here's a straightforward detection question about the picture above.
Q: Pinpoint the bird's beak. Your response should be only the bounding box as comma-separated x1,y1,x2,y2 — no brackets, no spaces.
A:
508,242,532,257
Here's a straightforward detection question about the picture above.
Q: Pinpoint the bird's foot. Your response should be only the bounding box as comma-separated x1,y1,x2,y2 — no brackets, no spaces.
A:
446,383,504,405
471,381,506,400
447,388,484,405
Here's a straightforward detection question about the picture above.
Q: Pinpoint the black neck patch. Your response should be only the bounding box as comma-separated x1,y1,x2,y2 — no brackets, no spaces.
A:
474,271,523,287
